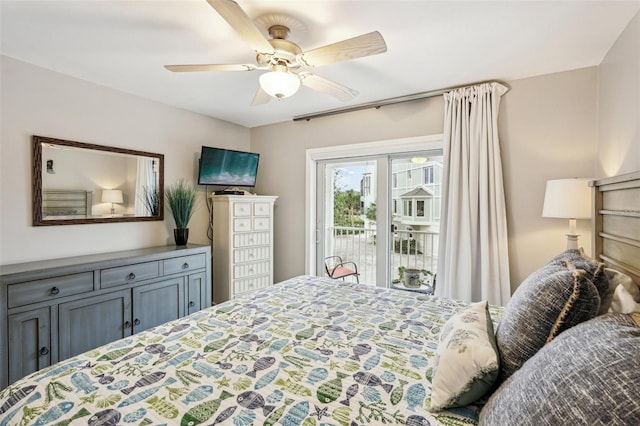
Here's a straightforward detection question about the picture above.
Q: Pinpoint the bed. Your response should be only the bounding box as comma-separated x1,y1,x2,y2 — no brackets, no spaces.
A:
41,189,93,218
2,170,639,425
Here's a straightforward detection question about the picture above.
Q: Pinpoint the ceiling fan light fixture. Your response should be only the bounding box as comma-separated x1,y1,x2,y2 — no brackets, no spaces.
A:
259,70,300,100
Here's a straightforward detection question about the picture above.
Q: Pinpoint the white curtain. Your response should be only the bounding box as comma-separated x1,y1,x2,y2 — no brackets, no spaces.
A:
435,82,511,305
134,157,156,216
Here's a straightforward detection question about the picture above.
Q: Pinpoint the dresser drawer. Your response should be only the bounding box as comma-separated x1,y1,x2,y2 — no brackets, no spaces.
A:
233,231,270,248
101,261,159,289
233,275,270,295
233,246,269,264
234,218,252,232
7,272,94,308
253,217,270,231
233,260,270,279
253,203,271,216
164,254,206,275
233,202,252,217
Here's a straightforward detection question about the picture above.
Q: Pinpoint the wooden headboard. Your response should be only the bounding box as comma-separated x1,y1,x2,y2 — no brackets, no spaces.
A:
591,171,640,285
42,189,93,218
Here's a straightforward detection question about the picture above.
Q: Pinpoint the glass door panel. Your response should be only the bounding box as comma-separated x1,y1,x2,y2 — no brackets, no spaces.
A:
389,155,443,289
320,159,378,285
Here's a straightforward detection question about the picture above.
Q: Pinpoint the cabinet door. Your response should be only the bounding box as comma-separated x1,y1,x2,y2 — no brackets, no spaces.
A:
133,278,184,333
187,272,207,314
8,307,51,384
58,289,131,360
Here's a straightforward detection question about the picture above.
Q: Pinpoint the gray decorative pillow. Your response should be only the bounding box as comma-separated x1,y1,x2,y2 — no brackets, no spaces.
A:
548,248,609,307
429,301,499,411
495,260,600,382
480,313,640,425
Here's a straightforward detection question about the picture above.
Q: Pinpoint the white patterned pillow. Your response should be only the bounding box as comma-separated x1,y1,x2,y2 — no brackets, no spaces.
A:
608,269,640,313
429,301,499,411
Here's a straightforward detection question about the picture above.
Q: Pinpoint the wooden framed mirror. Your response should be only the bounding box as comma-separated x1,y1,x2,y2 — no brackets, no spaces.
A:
33,135,164,226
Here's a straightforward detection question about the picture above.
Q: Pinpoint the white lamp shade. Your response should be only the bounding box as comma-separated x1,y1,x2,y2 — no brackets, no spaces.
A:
102,189,123,204
259,71,300,99
542,178,591,219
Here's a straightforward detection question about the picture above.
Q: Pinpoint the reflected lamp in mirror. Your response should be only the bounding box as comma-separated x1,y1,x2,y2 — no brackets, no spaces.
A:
102,189,123,215
542,178,592,249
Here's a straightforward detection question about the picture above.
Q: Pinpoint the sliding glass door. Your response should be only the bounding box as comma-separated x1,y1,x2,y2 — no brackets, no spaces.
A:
316,151,443,287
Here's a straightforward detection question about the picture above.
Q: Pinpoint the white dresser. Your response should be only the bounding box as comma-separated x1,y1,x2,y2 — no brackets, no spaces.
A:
210,194,277,303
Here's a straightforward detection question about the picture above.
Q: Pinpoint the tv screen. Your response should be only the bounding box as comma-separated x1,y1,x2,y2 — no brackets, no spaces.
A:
197,146,260,187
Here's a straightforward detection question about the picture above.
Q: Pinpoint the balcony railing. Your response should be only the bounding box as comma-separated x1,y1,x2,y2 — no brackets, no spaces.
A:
326,226,439,286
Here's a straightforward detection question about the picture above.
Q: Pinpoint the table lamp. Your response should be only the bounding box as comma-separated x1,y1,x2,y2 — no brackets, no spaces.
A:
102,189,123,215
542,178,592,249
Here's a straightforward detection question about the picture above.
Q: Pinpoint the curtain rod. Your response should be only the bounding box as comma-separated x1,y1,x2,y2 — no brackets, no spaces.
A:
292,80,503,122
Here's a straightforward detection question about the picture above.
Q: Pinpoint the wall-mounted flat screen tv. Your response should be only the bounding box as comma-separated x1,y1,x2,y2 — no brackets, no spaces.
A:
197,146,260,187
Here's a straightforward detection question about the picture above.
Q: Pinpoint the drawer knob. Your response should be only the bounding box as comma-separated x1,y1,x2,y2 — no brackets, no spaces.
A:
182,262,189,269
49,286,60,296
124,321,132,329
134,318,141,326
127,273,136,280
39,346,50,356
189,301,195,307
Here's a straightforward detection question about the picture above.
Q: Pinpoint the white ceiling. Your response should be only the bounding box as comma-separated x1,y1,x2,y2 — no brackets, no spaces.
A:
2,1,639,128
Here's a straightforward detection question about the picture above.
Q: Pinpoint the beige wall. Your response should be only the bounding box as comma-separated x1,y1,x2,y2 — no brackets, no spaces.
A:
597,10,640,177
0,56,250,265
500,68,598,290
251,67,599,290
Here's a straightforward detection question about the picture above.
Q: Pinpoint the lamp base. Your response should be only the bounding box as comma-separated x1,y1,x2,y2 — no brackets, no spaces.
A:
566,234,580,250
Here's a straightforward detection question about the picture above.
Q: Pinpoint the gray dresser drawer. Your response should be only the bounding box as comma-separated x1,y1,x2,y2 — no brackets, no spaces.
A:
163,254,206,275
101,261,159,289
7,272,94,308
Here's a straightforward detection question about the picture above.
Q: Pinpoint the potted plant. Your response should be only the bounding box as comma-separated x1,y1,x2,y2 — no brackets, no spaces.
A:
403,267,422,288
165,179,198,245
139,185,159,216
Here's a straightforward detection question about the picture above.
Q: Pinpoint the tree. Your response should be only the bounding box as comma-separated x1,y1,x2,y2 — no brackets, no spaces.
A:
366,202,376,221
334,189,362,227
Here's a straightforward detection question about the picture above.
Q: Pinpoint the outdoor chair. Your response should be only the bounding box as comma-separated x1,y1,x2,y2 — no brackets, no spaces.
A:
324,255,360,283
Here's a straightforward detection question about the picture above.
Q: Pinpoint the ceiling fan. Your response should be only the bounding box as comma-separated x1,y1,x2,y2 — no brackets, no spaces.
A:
165,0,387,105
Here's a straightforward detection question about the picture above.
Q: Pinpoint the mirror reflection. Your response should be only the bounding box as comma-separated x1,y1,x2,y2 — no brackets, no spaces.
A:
33,136,164,225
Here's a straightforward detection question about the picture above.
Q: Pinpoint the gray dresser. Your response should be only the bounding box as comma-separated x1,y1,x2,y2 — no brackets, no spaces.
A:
0,244,211,389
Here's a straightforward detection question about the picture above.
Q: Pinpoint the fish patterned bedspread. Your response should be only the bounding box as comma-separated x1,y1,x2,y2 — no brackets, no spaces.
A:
0,275,502,426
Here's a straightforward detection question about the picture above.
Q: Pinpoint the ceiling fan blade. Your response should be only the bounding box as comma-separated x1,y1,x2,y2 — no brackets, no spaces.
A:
251,86,271,106
206,0,275,55
299,73,359,102
299,31,387,67
165,64,257,72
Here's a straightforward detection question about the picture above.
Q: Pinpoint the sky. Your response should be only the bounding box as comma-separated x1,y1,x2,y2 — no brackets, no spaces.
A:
335,165,368,191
